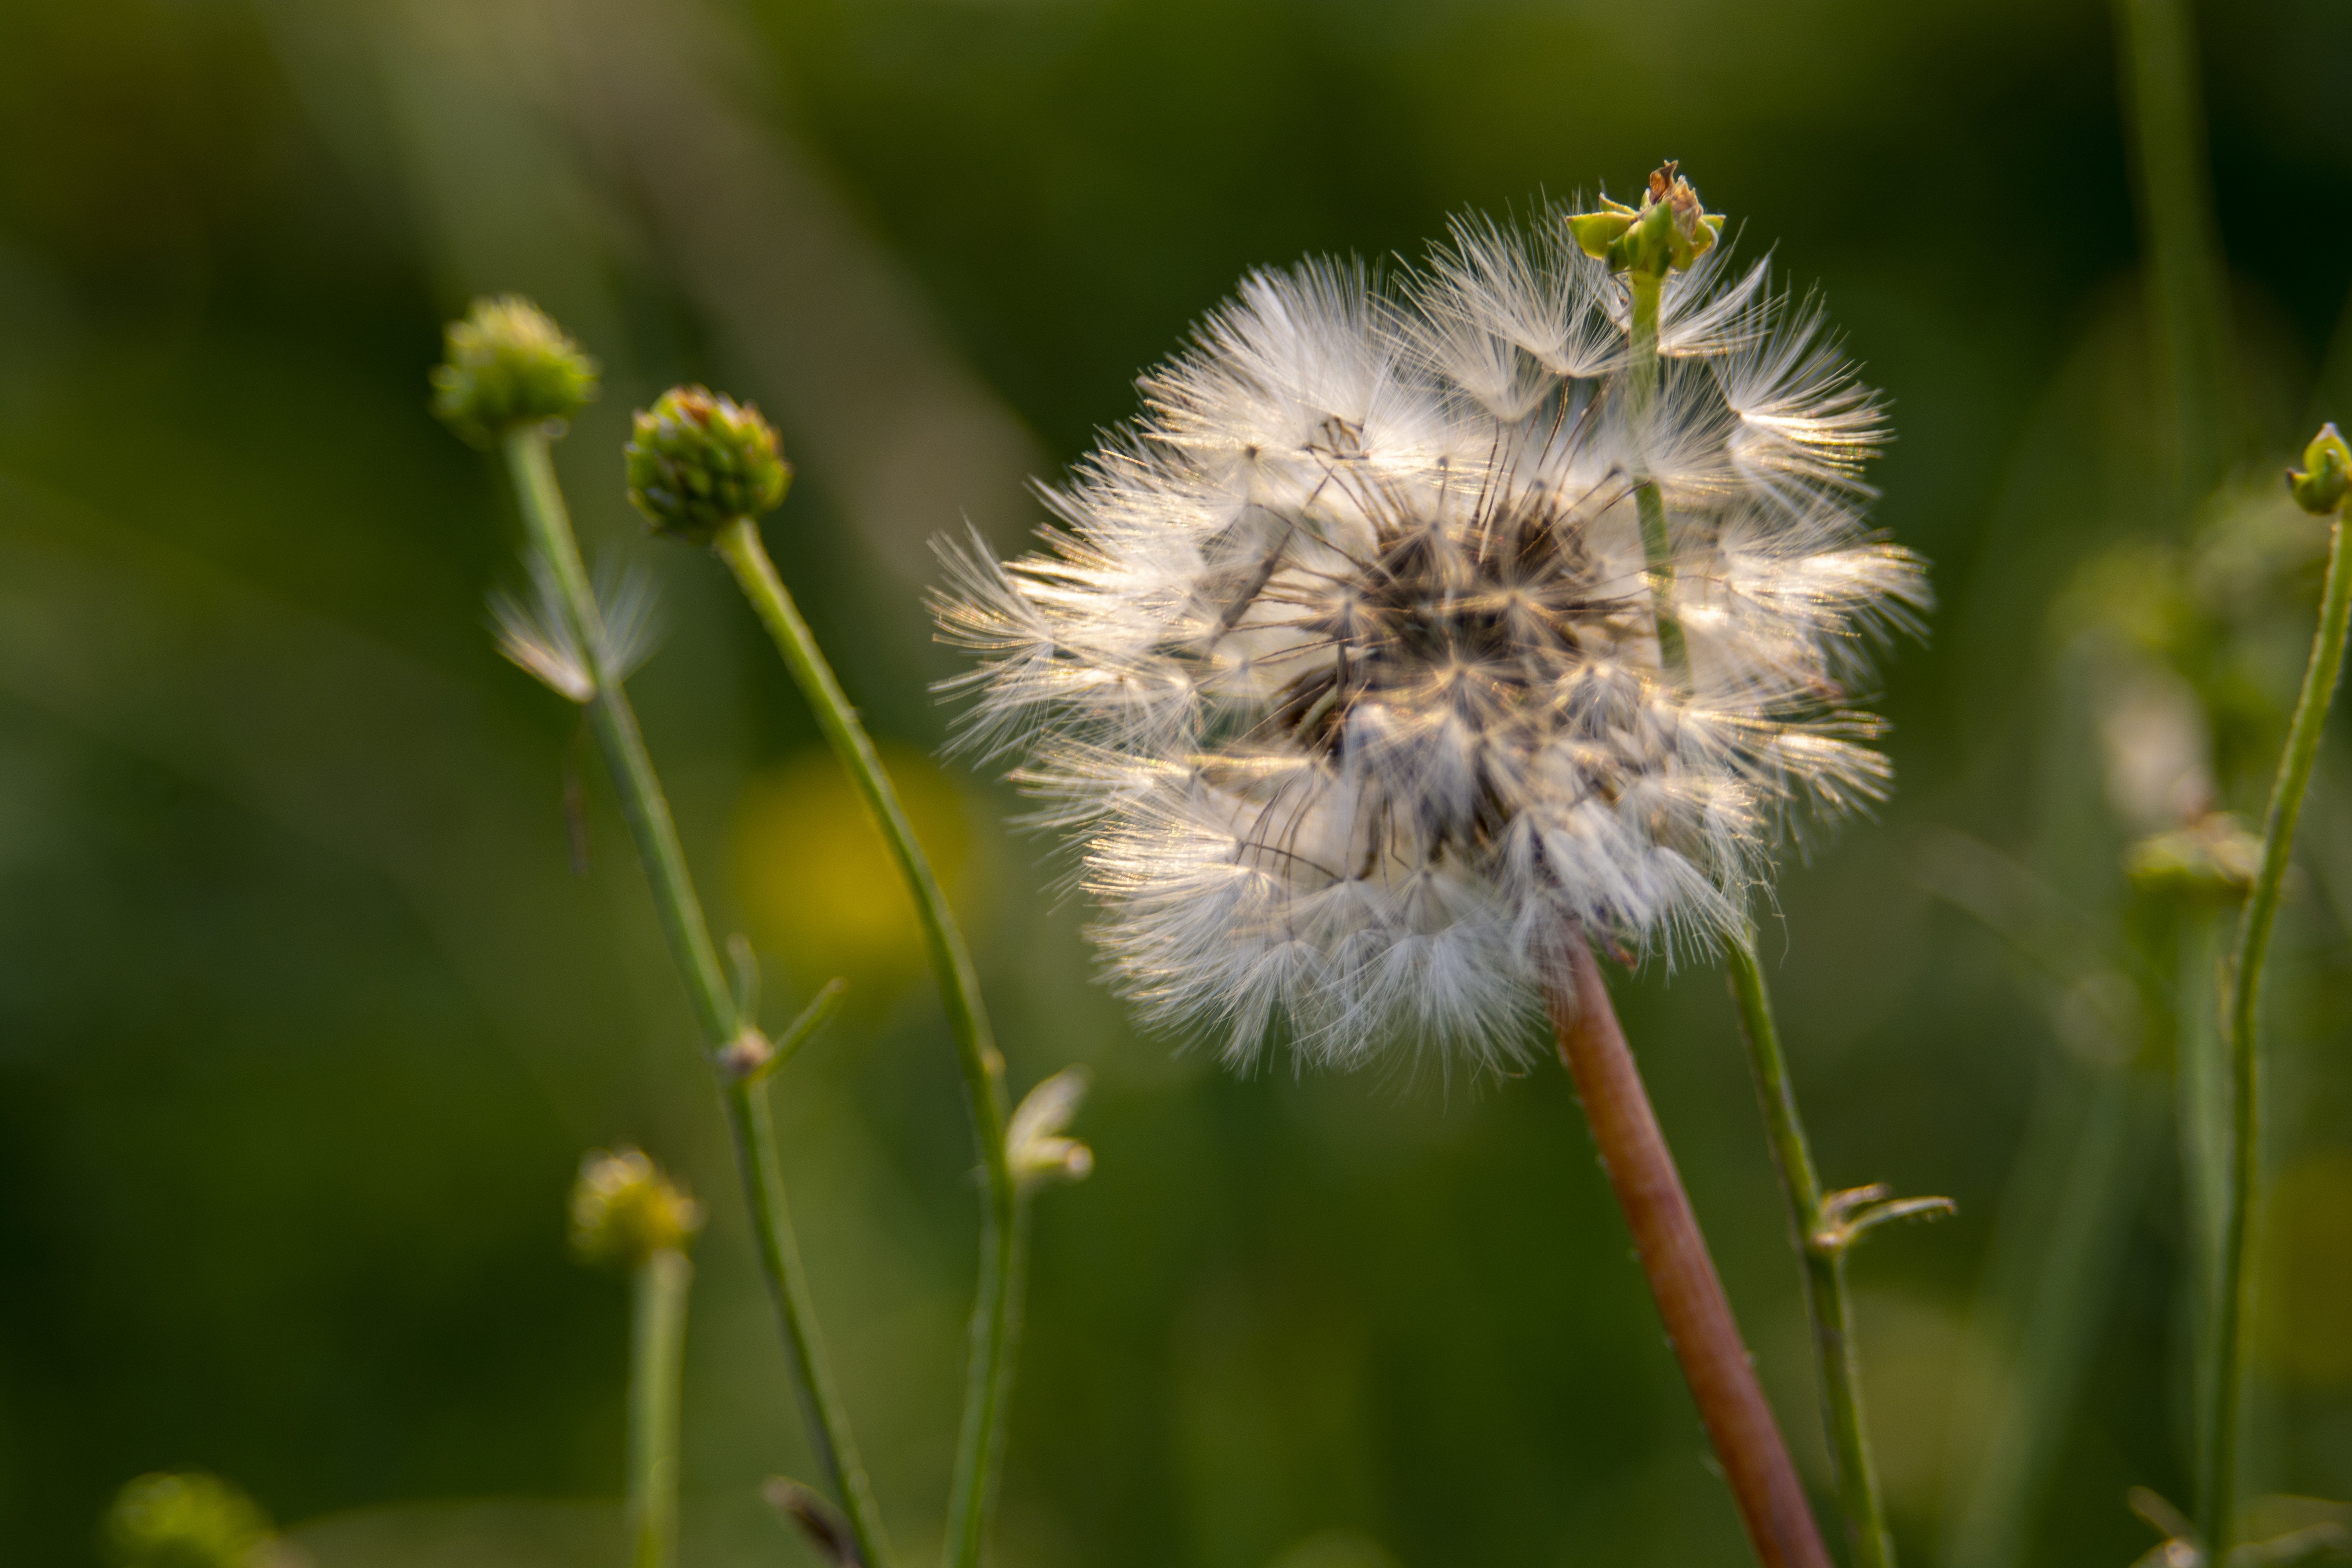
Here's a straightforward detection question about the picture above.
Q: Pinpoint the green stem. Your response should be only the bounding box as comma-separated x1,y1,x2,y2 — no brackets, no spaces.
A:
2112,0,2238,499
728,1078,893,1562
501,432,896,1568
1626,270,1688,679
711,517,1022,1568
629,1249,693,1568
506,433,732,1042
1943,1063,2158,1568
2206,508,2352,1558
1726,939,1895,1568
2176,907,2229,1503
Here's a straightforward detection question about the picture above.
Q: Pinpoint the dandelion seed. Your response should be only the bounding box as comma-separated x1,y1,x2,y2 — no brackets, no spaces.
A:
935,198,1929,1073
490,551,663,702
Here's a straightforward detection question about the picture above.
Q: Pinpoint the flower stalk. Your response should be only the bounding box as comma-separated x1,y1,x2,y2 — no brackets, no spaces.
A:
1628,269,1686,678
1727,940,1953,1568
709,515,1023,1568
1548,938,1831,1568
1580,166,1719,681
500,428,896,1568
628,1247,692,1568
2112,0,2238,497
2203,426,2352,1558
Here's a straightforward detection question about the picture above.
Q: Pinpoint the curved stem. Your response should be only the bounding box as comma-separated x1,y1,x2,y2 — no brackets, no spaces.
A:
2206,509,2352,1557
1548,938,1831,1568
712,517,1022,1568
501,433,896,1568
629,1249,693,1568
1726,940,1895,1568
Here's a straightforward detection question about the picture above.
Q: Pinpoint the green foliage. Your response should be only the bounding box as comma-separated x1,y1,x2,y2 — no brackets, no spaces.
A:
429,296,599,448
100,1473,271,1568
625,385,791,544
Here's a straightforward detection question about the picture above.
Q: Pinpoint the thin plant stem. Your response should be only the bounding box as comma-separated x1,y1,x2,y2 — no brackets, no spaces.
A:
2176,907,2229,1505
1726,939,1894,1568
1626,269,1688,677
501,432,897,1568
1943,1063,2160,1568
2112,0,2238,499
2205,505,2352,1558
1547,937,1831,1568
727,1077,893,1562
711,516,1021,1568
629,1248,692,1568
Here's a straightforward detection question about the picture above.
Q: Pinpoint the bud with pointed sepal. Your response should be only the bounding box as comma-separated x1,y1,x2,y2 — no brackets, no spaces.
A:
2288,423,2352,517
1569,161,1724,278
1007,1067,1094,1194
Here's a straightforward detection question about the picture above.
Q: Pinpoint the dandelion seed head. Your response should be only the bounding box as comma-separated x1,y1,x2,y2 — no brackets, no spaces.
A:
935,196,1928,1073
490,551,663,702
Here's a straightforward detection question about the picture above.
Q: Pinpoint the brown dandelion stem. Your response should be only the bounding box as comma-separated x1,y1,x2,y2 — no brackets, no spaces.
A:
1548,938,1831,1568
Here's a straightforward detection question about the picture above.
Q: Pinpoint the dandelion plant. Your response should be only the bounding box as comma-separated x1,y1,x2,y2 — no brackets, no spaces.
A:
936,168,1931,1568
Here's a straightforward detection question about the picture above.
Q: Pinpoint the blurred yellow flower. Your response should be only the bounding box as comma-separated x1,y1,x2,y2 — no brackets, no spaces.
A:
730,745,975,986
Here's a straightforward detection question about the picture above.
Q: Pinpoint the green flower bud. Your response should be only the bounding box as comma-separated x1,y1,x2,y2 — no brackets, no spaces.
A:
429,296,599,447
624,386,792,545
1006,1067,1093,1195
570,1146,703,1270
1569,162,1724,277
101,1472,274,1568
2287,423,2352,516
2125,812,2261,904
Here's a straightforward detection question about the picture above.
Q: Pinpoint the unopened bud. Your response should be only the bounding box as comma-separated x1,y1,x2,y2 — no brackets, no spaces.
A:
764,1478,862,1568
102,1472,276,1568
2125,812,2261,903
430,296,599,447
1007,1067,1094,1194
570,1146,703,1269
625,386,792,545
1568,161,1724,278
2287,423,2352,516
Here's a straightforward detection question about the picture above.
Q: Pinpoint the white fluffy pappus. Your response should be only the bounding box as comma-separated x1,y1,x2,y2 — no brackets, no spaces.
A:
933,202,1929,1074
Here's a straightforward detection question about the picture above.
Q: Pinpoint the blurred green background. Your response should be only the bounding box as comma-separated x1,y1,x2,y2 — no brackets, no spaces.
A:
4,0,2352,1563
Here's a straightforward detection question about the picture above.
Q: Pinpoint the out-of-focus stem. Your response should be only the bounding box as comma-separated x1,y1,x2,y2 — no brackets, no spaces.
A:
1626,269,1688,678
726,1078,891,1564
1944,1063,2158,1568
502,432,896,1568
1547,938,1830,1568
2207,506,2352,1557
629,1249,692,1568
2112,0,2238,498
2176,907,2229,1502
711,517,1021,1568
1726,940,1895,1568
